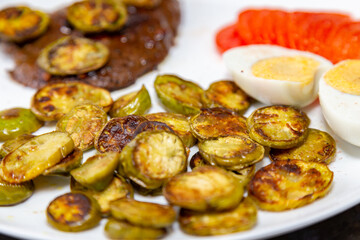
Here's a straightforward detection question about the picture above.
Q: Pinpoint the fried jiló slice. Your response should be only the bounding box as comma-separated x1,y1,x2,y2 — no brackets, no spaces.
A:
56,104,108,151
0,179,34,206
0,6,49,42
190,107,247,141
133,121,175,137
154,74,204,115
246,105,310,149
120,130,187,189
105,218,167,240
1,131,74,183
122,0,162,8
70,152,119,191
94,115,148,153
163,166,244,212
30,81,112,121
0,108,43,142
0,134,35,158
67,0,127,33
145,112,197,148
198,135,264,171
270,128,336,164
110,198,176,228
202,80,250,114
37,36,109,76
47,192,101,232
179,197,257,236
189,151,256,187
109,85,151,118
43,148,83,177
71,176,133,216
248,160,333,211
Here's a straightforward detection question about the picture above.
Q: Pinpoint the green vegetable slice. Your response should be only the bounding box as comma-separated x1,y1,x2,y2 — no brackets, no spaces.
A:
37,36,109,76
198,135,264,170
269,128,336,164
0,134,35,158
70,152,119,191
247,105,310,149
46,192,101,232
71,175,133,216
110,198,176,228
0,108,43,142
163,166,244,212
0,179,34,206
94,115,148,153
56,104,108,151
0,6,49,42
1,131,75,183
109,85,151,118
202,80,250,114
154,74,204,115
105,218,166,240
190,108,247,140
120,130,187,189
179,197,257,236
31,81,113,121
145,112,197,148
43,148,83,176
67,0,127,33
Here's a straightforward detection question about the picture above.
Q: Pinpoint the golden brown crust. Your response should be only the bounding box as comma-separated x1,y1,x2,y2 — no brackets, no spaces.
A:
248,160,333,211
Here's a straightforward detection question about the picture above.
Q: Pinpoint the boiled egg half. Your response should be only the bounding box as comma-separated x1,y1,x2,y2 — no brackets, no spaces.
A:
319,59,360,146
223,45,332,107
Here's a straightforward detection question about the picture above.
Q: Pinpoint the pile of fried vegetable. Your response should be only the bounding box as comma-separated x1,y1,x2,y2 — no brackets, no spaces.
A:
0,71,336,238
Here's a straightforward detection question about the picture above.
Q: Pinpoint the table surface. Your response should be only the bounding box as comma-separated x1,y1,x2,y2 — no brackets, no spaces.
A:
0,202,359,240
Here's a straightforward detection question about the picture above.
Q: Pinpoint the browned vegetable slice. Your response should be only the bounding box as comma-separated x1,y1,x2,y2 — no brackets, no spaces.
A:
56,104,108,151
46,192,101,232
109,85,151,118
247,105,310,149
198,135,264,170
133,121,174,136
130,181,163,196
70,176,133,216
67,0,127,33
31,81,113,121
179,197,257,236
190,108,247,141
154,74,204,115
0,108,43,142
1,131,74,183
145,112,197,148
163,166,243,212
43,148,83,176
0,134,34,158
70,152,119,191
110,198,176,228
120,130,187,189
94,115,148,153
248,160,333,211
122,0,162,8
37,36,110,76
269,128,336,164
0,6,49,42
0,179,34,206
105,218,166,240
202,80,250,114
189,151,255,186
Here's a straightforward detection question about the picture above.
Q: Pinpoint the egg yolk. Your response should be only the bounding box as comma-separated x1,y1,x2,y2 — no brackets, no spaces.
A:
251,56,320,83
324,59,360,95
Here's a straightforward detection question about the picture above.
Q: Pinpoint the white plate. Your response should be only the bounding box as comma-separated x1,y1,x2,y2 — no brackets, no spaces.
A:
1,0,360,239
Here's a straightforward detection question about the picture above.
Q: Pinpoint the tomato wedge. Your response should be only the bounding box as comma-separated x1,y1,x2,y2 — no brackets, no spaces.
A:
215,23,242,53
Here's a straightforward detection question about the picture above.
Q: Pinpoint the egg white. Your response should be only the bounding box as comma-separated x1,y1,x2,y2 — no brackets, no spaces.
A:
319,61,360,147
223,45,333,107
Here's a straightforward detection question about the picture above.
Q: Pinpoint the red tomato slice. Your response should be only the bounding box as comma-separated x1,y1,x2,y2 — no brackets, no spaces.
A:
215,23,242,53
236,9,256,45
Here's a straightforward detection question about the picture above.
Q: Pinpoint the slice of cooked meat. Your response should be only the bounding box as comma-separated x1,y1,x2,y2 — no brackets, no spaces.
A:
3,0,180,91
